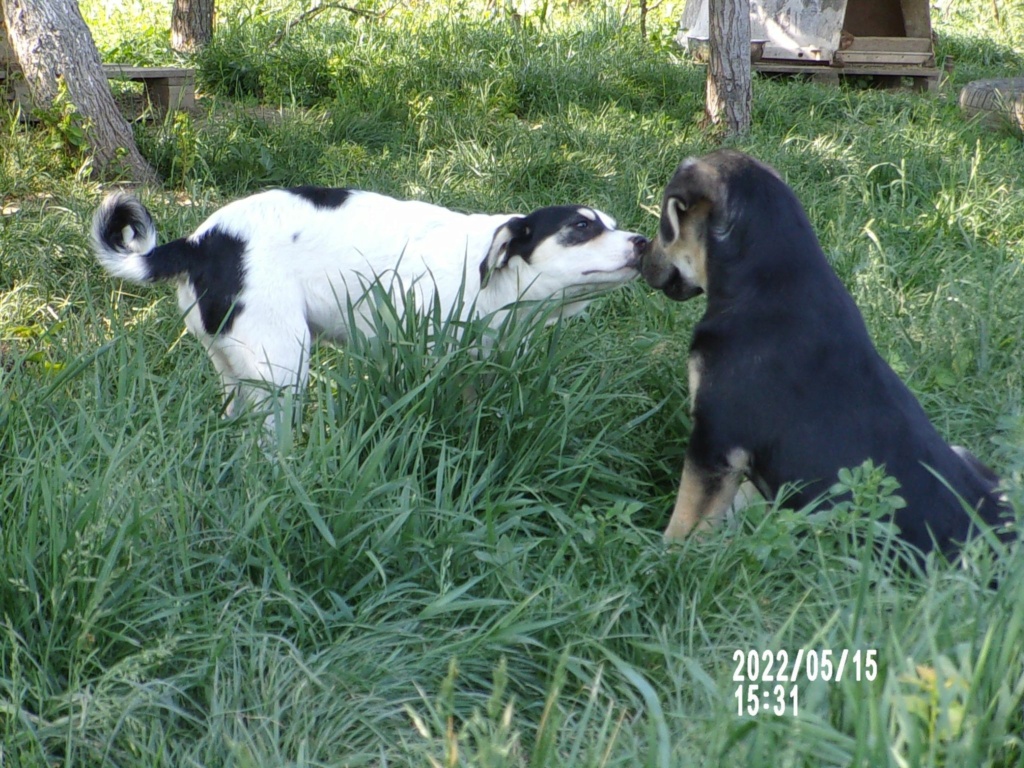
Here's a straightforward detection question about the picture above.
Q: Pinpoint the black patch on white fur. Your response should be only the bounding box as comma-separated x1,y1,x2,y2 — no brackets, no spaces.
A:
506,206,607,262
288,186,352,210
99,197,153,254
188,229,247,334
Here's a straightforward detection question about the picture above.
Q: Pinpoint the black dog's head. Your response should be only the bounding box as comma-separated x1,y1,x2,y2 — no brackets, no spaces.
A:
641,150,787,302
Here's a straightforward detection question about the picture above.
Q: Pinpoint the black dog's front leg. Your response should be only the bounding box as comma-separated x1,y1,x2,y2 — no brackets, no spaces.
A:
664,447,747,541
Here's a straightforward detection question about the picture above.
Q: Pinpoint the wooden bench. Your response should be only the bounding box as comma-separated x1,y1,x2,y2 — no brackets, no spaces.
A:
0,64,195,113
102,65,195,111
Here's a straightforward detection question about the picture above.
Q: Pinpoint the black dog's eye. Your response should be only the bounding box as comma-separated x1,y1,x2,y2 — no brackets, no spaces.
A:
575,220,590,229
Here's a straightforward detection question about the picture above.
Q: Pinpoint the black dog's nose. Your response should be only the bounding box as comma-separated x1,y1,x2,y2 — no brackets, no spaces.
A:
630,234,650,253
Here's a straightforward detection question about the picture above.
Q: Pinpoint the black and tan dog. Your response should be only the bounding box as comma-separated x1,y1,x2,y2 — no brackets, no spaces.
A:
642,149,1011,558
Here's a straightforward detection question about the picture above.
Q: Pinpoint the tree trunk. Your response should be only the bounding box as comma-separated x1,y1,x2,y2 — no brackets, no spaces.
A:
171,0,214,54
706,0,751,135
1,0,159,184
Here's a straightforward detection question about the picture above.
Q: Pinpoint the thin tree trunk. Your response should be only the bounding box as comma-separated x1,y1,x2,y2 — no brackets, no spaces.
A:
1,0,159,184
706,0,751,135
171,0,214,54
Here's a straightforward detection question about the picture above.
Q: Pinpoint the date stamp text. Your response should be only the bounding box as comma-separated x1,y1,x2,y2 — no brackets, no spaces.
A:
732,648,878,716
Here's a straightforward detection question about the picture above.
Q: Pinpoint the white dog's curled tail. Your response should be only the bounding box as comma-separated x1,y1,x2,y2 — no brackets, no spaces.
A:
91,192,162,283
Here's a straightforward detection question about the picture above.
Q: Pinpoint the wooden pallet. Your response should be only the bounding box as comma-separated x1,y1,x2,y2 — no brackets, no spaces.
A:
754,36,940,92
837,36,932,63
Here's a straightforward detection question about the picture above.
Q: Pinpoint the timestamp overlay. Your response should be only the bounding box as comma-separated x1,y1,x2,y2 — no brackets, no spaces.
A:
731,648,879,717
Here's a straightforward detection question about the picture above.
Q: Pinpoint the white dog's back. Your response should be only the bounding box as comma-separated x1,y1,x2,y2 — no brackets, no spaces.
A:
204,191,513,340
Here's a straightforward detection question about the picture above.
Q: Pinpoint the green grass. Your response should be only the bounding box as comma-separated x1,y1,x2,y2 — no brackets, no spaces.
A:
2,1,1024,765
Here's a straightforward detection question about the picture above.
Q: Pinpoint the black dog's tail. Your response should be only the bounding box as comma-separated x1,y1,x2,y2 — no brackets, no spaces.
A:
91,192,196,283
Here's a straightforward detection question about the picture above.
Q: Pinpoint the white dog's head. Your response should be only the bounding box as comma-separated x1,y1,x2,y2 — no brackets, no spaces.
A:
479,206,648,313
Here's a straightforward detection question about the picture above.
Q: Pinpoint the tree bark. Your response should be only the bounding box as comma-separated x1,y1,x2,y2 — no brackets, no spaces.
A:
706,0,751,135
1,0,159,184
171,0,214,54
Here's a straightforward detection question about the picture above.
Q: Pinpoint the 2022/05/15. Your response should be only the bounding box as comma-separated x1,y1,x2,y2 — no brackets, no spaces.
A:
732,648,879,717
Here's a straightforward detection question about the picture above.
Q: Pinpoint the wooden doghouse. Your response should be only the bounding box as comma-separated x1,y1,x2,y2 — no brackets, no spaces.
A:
680,0,942,91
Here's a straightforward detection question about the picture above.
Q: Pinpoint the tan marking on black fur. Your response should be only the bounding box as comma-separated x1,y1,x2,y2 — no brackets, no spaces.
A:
664,448,751,541
664,463,742,540
685,199,711,288
688,354,703,414
657,198,711,291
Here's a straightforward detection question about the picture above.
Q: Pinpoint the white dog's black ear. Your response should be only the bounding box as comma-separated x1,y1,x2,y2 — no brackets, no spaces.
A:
480,216,530,288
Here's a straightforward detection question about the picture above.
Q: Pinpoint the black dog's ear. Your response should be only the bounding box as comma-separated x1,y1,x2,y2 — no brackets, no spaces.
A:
661,196,688,243
480,216,530,288
660,158,723,242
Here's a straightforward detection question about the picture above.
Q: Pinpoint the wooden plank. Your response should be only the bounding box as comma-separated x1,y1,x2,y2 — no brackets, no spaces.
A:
754,60,835,74
835,50,934,66
831,63,939,76
762,43,828,62
2,63,193,83
102,64,194,83
843,36,932,52
754,60,939,78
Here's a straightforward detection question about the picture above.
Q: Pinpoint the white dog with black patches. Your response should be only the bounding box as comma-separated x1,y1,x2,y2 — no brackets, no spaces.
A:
91,186,647,431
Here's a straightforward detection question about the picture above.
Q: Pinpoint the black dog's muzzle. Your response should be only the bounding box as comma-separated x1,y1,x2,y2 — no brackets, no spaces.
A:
659,269,704,302
640,246,703,302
